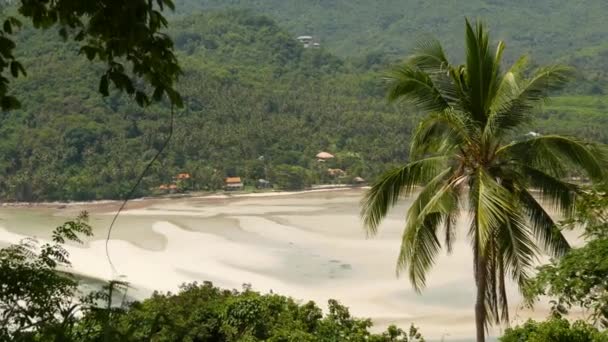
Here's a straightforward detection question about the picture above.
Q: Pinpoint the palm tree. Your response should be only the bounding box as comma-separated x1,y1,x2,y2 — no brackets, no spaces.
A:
361,19,608,342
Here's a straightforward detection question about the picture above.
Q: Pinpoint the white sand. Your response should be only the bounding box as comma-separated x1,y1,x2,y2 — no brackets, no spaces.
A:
0,189,578,340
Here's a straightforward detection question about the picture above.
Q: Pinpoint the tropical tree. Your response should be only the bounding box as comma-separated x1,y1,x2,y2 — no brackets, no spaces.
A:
361,19,608,342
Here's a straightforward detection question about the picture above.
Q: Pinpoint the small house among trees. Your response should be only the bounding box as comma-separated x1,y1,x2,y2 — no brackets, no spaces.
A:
296,36,321,48
256,179,272,189
176,173,191,180
316,151,334,162
327,168,346,177
353,177,366,186
224,177,244,191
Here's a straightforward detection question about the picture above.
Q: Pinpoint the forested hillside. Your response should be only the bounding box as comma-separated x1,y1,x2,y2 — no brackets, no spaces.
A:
182,0,608,92
0,10,413,201
178,3,602,55
0,6,607,201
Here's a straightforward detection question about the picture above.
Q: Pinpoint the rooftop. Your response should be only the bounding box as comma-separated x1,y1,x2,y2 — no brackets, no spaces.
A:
316,151,335,159
225,177,242,184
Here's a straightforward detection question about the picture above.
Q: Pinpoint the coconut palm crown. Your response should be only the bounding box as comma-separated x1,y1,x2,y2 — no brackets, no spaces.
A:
361,19,608,342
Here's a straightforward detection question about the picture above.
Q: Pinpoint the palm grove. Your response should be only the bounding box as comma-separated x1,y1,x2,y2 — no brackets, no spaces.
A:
0,1,607,342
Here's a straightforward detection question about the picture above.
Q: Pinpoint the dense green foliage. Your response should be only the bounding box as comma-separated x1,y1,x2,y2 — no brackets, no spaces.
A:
102,283,425,342
360,19,608,342
180,0,608,99
178,1,608,71
0,9,415,201
0,0,182,110
525,187,608,328
0,213,93,340
1,4,608,201
500,318,608,342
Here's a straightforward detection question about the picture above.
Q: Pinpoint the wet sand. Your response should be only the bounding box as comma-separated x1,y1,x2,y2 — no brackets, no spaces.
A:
0,189,585,340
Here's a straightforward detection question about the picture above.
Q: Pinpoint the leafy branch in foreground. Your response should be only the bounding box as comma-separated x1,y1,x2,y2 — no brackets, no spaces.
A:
500,318,608,342
0,212,92,340
0,0,183,110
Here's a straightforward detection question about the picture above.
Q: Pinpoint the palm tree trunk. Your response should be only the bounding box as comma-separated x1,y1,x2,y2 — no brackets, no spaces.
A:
475,255,487,342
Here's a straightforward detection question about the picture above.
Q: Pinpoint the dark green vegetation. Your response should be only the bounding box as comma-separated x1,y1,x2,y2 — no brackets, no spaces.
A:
500,318,608,342
179,1,608,80
0,216,425,341
0,9,413,201
0,0,182,111
1,2,608,201
360,20,608,342
524,187,608,328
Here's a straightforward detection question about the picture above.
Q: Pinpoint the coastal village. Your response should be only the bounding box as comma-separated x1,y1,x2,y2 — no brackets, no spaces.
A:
156,151,366,195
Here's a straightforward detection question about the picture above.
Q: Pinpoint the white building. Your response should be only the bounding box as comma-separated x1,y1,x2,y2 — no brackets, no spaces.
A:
297,35,320,48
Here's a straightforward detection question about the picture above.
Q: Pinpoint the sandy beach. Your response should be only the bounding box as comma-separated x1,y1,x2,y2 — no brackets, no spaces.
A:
0,188,585,340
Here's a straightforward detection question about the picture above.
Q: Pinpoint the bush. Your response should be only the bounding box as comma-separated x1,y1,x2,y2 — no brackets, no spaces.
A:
270,165,312,190
105,282,425,341
500,318,608,342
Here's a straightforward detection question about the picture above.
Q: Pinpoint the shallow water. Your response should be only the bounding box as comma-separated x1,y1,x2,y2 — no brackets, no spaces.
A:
0,189,575,340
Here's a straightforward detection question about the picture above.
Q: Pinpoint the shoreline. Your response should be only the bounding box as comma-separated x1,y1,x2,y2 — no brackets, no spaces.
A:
0,185,369,211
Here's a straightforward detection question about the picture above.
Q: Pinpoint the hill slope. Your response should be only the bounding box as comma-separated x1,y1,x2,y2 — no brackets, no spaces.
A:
1,10,411,201
180,0,608,93
178,0,608,60
0,8,606,201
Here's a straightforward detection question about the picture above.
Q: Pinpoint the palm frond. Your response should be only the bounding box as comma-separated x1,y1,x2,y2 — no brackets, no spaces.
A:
497,211,537,288
464,19,502,123
397,172,462,291
486,65,572,138
516,164,579,215
513,65,573,103
518,188,570,257
490,55,529,117
361,156,448,235
409,109,476,158
409,38,450,72
485,238,499,325
498,254,509,325
469,169,519,252
408,38,470,111
482,208,535,326
384,64,450,113
499,135,608,181
443,209,459,254
498,137,568,177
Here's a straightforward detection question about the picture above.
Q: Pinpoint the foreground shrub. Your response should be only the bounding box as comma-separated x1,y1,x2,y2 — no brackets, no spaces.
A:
102,282,425,342
500,318,608,342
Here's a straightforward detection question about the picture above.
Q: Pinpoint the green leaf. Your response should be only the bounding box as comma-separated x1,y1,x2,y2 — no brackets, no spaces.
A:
99,75,109,97
59,27,68,40
0,95,21,110
79,46,97,61
135,91,148,107
166,88,183,108
3,20,12,34
10,61,19,77
152,86,164,101
361,156,448,234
